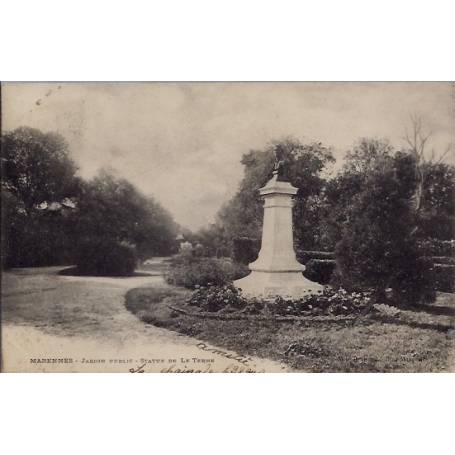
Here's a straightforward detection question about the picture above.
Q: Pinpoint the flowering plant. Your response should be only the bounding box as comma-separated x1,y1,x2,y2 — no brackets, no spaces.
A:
188,284,249,312
187,284,373,316
266,287,373,316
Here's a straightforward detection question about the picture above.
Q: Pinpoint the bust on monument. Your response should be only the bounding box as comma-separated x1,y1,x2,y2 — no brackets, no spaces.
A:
234,149,323,299
273,153,284,175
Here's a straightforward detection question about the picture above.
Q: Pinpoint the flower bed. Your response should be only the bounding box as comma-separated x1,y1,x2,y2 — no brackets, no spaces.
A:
186,284,373,317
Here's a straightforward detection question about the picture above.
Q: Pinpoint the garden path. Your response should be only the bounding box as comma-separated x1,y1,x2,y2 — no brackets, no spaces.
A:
1,263,288,372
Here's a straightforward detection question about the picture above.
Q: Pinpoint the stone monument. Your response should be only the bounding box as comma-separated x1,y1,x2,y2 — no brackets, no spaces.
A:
234,153,323,299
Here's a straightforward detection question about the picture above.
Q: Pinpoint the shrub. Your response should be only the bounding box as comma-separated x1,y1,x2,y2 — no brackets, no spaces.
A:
167,259,226,288
229,261,250,280
433,264,455,292
232,237,260,264
165,256,249,288
188,284,250,312
391,256,436,304
267,287,373,316
303,259,336,284
76,239,137,276
336,230,435,305
335,164,436,305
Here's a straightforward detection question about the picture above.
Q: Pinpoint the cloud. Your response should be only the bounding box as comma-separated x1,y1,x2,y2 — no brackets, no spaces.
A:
2,82,454,230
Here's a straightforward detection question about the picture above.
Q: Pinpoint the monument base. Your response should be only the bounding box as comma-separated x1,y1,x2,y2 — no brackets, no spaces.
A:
234,270,323,299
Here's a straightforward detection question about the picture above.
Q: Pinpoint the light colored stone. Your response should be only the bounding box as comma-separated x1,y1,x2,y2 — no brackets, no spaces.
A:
234,171,323,299
179,241,193,253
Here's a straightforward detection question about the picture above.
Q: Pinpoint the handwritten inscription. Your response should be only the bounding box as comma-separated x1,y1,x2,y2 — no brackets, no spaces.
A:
159,364,265,373
196,342,254,366
29,342,264,372
129,363,146,373
160,364,214,373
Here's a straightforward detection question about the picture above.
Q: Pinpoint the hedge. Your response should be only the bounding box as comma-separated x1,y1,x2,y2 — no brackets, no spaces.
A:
303,259,336,285
433,263,455,293
232,237,260,264
76,239,137,276
419,239,455,257
297,250,335,264
301,256,455,293
432,256,455,266
166,256,249,289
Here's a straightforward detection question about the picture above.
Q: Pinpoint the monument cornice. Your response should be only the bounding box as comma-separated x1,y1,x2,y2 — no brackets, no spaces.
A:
259,174,298,197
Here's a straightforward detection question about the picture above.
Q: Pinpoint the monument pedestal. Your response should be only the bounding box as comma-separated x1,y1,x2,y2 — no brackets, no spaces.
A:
234,171,322,299
234,270,322,299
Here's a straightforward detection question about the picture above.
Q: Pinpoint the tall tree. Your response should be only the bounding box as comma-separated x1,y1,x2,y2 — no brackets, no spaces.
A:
1,128,179,267
321,138,398,249
217,137,335,251
1,127,79,214
76,170,178,258
1,127,80,267
403,115,453,234
335,152,435,304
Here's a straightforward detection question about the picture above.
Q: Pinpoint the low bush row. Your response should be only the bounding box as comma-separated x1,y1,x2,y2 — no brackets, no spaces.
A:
303,259,336,284
167,251,453,295
300,253,454,294
75,239,137,276
165,256,249,288
432,256,455,266
296,250,335,263
419,239,455,257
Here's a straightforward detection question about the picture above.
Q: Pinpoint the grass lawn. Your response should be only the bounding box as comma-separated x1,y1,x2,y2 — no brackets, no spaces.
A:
125,287,455,372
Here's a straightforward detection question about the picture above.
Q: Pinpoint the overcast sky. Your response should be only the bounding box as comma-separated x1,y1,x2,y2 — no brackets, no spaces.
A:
3,82,454,230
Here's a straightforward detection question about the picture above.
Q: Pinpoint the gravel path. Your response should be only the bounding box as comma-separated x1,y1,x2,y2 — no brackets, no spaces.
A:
1,265,288,372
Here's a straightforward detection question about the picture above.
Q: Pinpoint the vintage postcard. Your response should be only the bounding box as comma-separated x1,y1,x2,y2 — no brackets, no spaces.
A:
1,82,454,372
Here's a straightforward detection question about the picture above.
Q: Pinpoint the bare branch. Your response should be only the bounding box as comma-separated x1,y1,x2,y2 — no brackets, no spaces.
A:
435,145,452,164
403,115,452,235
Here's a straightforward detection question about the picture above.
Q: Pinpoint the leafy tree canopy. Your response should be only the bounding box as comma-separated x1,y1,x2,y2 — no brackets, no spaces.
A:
335,153,435,304
325,137,454,246
1,127,80,214
76,170,178,258
216,137,335,249
1,128,179,267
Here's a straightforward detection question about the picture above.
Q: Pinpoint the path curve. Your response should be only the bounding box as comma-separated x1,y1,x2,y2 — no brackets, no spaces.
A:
1,265,288,372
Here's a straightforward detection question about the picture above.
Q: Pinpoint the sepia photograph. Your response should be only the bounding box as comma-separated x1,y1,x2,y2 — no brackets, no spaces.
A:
1,82,454,373
2,2,455,455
